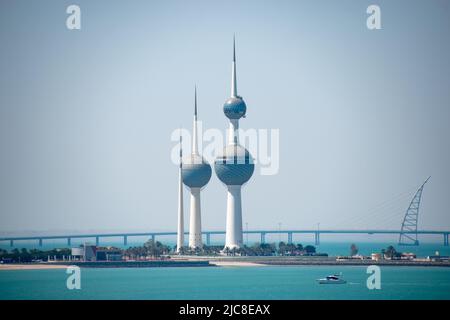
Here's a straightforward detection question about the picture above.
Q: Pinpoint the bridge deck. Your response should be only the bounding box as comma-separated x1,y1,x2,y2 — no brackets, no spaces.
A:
0,229,448,242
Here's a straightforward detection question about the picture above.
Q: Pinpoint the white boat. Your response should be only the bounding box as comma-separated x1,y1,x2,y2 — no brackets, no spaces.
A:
316,274,347,284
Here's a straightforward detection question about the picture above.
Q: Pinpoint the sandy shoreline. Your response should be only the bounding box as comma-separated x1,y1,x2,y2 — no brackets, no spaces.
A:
0,261,264,270
0,264,69,271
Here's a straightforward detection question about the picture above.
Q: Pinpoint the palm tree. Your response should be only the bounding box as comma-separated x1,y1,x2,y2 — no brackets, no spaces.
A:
285,243,297,255
278,241,287,256
304,245,316,254
385,245,398,259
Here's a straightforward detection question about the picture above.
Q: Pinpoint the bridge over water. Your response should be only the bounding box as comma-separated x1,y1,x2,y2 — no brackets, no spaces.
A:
2,178,445,248
1,229,448,247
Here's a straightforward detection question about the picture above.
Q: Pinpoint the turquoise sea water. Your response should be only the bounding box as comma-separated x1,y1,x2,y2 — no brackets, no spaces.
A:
1,265,449,300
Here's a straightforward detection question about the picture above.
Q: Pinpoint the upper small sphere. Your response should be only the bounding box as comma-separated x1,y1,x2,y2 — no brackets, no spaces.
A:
182,154,212,188
224,97,246,119
214,145,254,186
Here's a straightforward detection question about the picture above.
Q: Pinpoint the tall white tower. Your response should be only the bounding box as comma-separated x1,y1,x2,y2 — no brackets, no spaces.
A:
181,88,212,249
214,37,254,250
176,132,184,253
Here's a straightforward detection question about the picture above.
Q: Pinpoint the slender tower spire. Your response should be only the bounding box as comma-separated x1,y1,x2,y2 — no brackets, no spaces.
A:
192,86,199,155
194,85,198,119
231,35,237,98
228,36,240,145
176,131,184,253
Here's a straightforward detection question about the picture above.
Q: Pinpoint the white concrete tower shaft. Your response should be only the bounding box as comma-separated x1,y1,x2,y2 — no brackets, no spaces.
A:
228,119,239,145
189,187,202,248
225,185,243,249
176,133,184,252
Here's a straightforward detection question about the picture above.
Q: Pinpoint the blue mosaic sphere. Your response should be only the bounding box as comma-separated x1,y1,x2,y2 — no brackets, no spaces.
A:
214,145,254,186
182,154,212,188
224,97,246,119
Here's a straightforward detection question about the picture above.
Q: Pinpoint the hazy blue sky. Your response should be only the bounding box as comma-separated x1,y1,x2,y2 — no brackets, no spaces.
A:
1,0,449,236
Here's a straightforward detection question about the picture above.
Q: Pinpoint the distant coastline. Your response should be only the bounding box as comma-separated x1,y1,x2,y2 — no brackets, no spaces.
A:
195,256,450,267
2,256,450,271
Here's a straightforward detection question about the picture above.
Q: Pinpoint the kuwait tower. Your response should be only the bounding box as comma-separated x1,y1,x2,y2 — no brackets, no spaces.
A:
214,37,254,250
181,88,212,249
